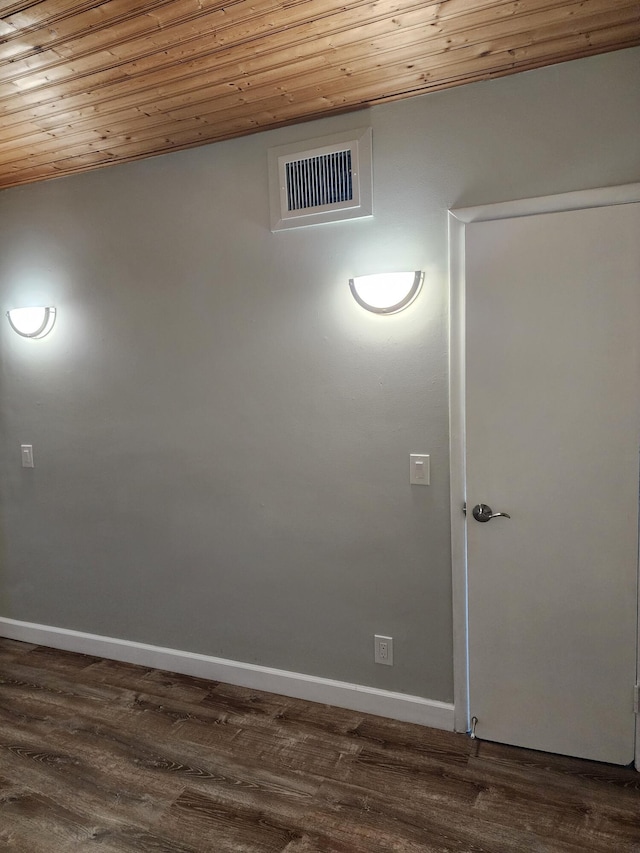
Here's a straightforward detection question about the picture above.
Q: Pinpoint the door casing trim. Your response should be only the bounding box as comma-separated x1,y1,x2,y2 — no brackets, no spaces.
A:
448,182,640,752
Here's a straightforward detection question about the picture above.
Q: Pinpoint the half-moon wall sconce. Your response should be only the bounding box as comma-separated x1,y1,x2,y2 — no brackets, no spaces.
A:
349,271,424,314
7,306,57,338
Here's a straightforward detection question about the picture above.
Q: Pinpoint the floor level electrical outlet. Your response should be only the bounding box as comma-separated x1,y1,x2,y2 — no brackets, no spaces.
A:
374,634,393,666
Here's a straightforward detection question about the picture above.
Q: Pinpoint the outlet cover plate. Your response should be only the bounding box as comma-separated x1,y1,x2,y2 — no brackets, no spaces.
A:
374,634,393,666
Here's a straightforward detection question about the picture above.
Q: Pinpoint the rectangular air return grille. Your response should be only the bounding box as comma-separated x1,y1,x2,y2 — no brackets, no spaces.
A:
269,128,372,231
285,150,353,212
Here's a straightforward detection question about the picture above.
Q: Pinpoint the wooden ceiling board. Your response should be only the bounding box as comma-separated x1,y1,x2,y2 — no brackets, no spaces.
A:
0,0,621,141
0,0,637,189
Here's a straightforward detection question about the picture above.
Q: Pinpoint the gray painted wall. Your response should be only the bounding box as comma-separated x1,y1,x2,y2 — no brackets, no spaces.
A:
0,48,638,704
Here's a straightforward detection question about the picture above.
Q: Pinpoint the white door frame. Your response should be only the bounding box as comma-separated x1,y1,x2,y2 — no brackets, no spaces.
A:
448,183,640,764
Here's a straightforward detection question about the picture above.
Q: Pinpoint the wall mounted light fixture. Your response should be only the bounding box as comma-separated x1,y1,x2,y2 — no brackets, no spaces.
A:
349,271,424,314
7,306,57,339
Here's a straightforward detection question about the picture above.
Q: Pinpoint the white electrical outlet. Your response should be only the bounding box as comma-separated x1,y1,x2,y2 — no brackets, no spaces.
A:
374,634,393,666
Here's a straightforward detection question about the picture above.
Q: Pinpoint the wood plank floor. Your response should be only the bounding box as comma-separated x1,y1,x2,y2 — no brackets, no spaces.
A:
0,638,638,852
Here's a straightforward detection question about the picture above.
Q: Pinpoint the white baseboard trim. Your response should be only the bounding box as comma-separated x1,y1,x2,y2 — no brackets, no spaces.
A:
0,617,454,731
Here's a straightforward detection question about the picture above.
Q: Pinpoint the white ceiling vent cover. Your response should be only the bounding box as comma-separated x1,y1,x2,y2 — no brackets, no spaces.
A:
268,128,372,231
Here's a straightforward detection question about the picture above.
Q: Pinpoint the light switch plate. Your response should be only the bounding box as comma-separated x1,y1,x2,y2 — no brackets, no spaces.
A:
21,444,34,468
409,453,430,485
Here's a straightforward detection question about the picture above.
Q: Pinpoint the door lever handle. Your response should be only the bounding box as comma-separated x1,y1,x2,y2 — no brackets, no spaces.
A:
472,503,511,523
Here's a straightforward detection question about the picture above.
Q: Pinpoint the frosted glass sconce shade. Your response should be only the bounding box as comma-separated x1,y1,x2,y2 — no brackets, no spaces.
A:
349,271,424,314
7,306,57,338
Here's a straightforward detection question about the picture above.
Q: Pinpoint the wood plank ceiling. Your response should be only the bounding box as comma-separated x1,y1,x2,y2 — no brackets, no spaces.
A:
0,0,638,190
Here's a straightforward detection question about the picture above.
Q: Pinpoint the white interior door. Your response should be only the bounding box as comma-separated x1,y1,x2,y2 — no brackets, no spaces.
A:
465,202,640,765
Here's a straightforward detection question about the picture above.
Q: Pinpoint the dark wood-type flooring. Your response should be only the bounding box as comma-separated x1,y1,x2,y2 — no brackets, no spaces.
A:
0,638,638,852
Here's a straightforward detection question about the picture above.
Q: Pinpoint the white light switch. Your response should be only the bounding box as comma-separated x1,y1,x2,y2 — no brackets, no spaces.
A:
21,444,34,468
410,453,430,485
